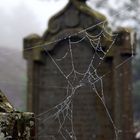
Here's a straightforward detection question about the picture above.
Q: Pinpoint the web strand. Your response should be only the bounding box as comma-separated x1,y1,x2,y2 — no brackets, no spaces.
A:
0,5,135,140
35,21,133,139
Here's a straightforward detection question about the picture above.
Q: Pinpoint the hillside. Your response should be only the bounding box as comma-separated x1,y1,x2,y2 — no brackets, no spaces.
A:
0,47,26,110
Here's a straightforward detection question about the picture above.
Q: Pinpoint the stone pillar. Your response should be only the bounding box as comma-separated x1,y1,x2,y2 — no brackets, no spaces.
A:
113,28,136,140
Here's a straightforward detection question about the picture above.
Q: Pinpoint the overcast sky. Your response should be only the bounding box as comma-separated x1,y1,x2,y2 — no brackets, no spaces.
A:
0,0,68,50
0,0,69,109
0,0,136,50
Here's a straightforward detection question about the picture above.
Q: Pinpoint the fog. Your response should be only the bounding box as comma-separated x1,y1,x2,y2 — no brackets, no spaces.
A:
0,0,68,110
0,0,68,50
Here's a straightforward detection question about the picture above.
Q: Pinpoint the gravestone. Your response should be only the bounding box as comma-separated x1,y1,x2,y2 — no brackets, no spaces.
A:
23,0,136,140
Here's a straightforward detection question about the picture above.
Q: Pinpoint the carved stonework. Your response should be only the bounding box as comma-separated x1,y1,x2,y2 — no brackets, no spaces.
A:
23,0,136,140
42,0,106,40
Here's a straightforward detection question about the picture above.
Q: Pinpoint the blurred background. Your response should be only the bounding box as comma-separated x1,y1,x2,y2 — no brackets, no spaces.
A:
0,0,139,132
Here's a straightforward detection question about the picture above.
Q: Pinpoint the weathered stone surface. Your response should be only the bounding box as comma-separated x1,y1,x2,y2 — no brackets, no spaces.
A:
0,90,15,112
0,90,36,140
24,0,135,140
0,112,35,140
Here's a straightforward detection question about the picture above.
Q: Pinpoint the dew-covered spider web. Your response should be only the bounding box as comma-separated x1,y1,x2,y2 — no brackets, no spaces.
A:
28,18,135,140
0,5,135,140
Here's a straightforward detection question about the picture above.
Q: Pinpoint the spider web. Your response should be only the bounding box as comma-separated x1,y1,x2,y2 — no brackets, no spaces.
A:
0,3,135,139
30,19,134,140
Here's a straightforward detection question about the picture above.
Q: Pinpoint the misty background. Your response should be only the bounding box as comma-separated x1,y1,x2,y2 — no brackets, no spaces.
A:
0,0,140,122
0,0,68,110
